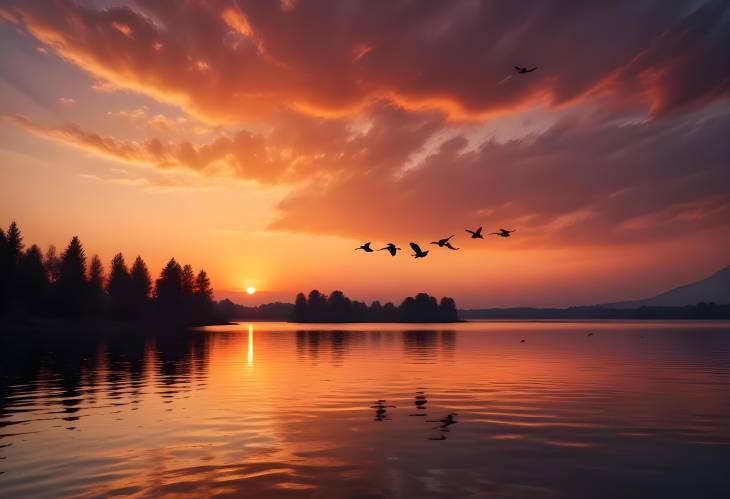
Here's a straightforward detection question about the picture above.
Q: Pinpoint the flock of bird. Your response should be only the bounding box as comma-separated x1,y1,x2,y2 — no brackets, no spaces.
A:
356,227,516,259
355,65,535,260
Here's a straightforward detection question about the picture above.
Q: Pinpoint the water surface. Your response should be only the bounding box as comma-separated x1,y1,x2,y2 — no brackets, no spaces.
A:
1,321,730,498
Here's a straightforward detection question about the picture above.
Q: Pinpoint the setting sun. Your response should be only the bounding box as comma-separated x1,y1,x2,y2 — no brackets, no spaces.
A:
246,286,256,295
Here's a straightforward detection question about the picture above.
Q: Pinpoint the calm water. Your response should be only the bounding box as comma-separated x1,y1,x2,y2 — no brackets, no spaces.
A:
1,321,730,498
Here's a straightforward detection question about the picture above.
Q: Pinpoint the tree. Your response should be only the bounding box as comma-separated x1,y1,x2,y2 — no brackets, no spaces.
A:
327,290,352,322
130,256,152,315
194,270,213,302
368,300,383,322
438,297,458,322
57,236,87,316
155,258,182,315
291,292,308,321
87,255,106,315
5,221,23,264
306,290,327,321
181,264,195,296
19,245,48,313
107,253,131,317
193,270,214,321
1,222,24,309
44,245,61,283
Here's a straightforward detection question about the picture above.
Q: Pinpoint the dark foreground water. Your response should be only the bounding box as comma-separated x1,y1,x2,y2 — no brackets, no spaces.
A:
1,321,730,498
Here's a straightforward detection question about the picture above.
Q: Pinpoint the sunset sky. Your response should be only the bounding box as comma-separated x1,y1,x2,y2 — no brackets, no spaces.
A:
1,0,728,307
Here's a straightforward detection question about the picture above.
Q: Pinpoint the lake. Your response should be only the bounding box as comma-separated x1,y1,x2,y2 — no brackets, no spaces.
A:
1,321,730,498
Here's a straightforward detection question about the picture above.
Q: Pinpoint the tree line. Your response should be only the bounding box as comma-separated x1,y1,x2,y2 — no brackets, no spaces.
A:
290,290,459,323
0,221,215,324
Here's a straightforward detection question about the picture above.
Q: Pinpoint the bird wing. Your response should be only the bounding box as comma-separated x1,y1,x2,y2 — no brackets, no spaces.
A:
410,242,422,253
528,67,537,72
465,229,474,234
514,66,522,71
476,226,483,233
388,247,396,256
445,242,459,250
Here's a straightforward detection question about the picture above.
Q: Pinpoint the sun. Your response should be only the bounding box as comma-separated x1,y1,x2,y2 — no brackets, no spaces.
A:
245,286,256,295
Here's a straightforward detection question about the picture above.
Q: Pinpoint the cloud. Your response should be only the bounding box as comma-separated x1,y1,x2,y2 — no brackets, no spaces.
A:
3,1,727,122
58,96,76,106
270,108,730,246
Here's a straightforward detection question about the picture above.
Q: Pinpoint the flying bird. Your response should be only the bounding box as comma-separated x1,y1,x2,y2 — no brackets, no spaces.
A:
490,229,515,237
409,242,429,259
465,226,484,239
378,243,401,256
355,242,374,252
430,235,459,250
514,66,537,74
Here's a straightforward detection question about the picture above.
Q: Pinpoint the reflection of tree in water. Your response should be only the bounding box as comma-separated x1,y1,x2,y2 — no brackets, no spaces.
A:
402,330,457,360
0,330,211,428
294,331,368,365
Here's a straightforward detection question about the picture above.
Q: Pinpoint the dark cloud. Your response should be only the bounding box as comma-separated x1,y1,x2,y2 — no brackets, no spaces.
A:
4,0,728,120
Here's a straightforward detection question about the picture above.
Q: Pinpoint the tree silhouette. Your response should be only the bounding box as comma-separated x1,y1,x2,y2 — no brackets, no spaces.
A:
20,245,48,314
130,256,152,315
107,253,131,317
327,290,352,322
439,297,458,322
1,221,223,325
288,290,460,323
193,270,214,321
88,255,105,314
292,292,308,322
57,236,87,316
1,222,24,311
156,258,183,316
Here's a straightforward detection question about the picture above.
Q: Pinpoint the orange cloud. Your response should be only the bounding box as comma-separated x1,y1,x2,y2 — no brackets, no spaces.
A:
4,1,726,123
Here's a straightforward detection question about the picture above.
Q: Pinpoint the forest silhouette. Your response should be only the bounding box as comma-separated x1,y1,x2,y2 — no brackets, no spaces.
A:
0,221,215,324
289,289,459,323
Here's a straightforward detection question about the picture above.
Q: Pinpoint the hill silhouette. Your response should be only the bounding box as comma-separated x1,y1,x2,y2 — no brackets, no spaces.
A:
602,265,730,308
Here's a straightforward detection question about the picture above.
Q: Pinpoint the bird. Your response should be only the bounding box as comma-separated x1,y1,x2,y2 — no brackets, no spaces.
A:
378,243,401,256
520,339,525,343
430,235,459,250
514,66,537,74
355,242,374,252
409,242,429,258
587,332,594,337
465,226,484,239
489,229,515,237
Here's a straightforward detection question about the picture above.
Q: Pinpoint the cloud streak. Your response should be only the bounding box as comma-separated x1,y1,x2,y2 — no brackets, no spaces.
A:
4,1,727,122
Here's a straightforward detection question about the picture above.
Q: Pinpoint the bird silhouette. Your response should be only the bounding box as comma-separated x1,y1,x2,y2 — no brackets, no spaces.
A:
489,229,515,237
430,235,459,250
520,339,525,343
514,66,537,74
465,226,484,239
378,243,401,256
409,242,429,258
355,242,374,252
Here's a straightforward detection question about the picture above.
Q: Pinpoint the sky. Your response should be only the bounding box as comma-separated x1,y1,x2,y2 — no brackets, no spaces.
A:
1,0,729,308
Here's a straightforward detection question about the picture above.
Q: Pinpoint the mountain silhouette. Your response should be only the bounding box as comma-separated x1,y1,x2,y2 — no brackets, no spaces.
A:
602,265,730,308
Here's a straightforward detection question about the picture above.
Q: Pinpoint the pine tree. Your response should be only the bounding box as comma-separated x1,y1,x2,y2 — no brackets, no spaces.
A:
19,244,48,313
107,253,131,317
88,255,105,314
130,256,152,315
193,270,213,321
155,258,182,315
57,236,87,316
5,221,24,264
